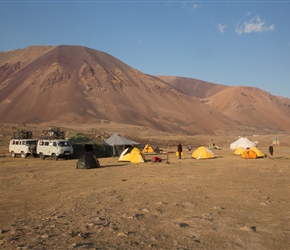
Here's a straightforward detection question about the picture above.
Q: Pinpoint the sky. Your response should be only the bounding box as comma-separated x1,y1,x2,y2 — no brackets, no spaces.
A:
1,0,290,98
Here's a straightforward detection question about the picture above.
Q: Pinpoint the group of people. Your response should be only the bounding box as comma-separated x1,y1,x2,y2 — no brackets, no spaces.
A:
176,142,275,159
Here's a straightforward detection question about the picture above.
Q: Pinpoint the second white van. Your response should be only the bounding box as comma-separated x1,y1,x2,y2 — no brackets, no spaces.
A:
37,139,73,160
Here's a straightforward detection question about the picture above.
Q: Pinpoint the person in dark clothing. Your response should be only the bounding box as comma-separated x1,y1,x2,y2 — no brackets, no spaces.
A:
177,142,183,159
269,144,274,158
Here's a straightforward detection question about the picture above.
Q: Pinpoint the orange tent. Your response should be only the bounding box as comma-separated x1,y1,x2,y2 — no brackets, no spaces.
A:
241,149,257,159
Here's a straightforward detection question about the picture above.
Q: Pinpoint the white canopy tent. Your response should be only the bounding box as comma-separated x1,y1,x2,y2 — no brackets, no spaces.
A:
230,137,256,150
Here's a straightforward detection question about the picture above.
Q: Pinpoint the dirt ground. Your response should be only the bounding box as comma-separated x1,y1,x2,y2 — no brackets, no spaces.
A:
1,125,290,249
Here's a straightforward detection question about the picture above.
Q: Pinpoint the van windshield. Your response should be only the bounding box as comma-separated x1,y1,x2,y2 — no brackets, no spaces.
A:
58,141,71,147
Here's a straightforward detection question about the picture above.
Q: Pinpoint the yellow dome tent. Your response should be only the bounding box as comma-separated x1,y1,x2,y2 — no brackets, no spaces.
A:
192,146,215,159
142,144,155,153
250,146,266,158
142,144,160,153
119,147,145,163
234,147,245,155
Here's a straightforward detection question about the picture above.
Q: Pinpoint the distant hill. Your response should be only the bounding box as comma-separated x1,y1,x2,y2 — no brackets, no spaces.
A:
0,45,289,135
158,76,290,134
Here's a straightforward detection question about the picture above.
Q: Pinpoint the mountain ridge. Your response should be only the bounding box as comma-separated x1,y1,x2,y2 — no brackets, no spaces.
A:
0,45,289,135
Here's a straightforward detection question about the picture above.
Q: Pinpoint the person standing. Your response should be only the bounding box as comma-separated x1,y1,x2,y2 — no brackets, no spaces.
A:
268,144,274,158
187,144,192,154
177,142,183,159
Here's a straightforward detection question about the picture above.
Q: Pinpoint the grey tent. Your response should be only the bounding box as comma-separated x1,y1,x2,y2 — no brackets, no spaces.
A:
76,152,101,169
104,133,141,157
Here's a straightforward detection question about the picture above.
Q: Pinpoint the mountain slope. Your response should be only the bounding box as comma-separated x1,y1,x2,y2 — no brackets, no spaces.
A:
0,45,243,135
157,76,228,98
204,86,290,132
158,76,290,133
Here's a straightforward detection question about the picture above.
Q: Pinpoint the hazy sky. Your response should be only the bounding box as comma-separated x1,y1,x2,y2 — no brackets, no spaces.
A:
1,0,290,98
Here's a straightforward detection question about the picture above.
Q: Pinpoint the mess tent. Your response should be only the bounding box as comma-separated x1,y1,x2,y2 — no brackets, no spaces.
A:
230,137,256,150
118,147,145,163
104,133,141,157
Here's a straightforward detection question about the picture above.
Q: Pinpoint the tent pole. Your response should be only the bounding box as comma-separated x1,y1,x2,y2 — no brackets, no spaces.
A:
166,152,170,164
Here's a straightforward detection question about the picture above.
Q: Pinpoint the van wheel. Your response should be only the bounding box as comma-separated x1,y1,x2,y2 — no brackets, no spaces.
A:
51,153,58,161
11,151,16,158
39,153,45,160
21,151,27,158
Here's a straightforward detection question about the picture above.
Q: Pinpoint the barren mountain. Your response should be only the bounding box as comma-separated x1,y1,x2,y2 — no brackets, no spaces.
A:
158,76,290,134
157,76,228,98
0,45,289,135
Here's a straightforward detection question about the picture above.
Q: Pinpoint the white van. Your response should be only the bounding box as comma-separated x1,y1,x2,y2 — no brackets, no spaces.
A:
37,139,73,160
9,139,38,158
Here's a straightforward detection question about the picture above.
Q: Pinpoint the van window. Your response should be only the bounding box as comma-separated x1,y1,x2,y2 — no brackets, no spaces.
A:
58,141,71,147
44,141,49,146
53,142,57,146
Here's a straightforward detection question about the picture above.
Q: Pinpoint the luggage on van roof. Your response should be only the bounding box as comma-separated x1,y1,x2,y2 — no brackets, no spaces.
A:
41,127,65,139
12,130,33,139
